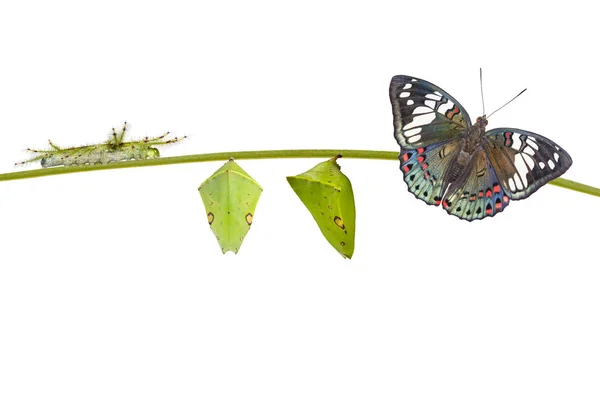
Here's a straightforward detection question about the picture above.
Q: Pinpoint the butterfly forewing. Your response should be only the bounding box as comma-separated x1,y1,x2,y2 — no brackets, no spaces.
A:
484,129,573,200
390,75,472,149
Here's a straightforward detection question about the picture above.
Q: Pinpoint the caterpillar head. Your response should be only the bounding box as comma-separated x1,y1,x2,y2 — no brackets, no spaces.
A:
146,148,160,159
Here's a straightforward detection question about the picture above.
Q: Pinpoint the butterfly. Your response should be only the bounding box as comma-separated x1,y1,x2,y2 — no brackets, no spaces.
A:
389,74,572,221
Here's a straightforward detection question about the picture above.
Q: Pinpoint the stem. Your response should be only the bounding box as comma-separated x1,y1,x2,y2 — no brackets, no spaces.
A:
1,149,598,197
545,177,600,196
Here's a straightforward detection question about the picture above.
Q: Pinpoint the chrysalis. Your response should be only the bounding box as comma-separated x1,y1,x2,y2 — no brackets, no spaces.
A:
16,122,185,167
198,159,263,254
287,156,356,259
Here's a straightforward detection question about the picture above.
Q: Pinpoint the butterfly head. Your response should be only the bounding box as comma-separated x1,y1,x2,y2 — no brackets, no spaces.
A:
475,116,489,129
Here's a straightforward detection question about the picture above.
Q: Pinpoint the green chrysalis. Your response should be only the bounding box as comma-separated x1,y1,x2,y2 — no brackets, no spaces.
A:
198,159,263,254
287,156,356,259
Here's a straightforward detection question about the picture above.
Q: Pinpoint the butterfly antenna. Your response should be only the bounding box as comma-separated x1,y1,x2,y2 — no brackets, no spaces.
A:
480,68,486,117
487,88,527,119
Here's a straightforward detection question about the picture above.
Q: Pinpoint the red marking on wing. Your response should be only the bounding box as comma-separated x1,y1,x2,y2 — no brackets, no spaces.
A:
503,195,509,204
478,191,484,198
495,202,502,210
442,200,448,209
417,147,425,154
421,163,428,170
417,156,425,163
486,208,493,215
435,199,441,205
403,165,410,173
446,106,459,119
469,195,476,201
424,171,430,180
493,184,501,193
401,153,410,162
485,189,492,198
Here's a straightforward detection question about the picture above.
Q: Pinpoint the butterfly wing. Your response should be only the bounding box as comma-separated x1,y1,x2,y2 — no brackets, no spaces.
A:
442,149,511,221
483,128,572,200
390,75,472,149
399,141,462,207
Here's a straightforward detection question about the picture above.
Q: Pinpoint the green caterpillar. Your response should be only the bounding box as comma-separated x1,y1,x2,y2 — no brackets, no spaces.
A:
16,122,185,167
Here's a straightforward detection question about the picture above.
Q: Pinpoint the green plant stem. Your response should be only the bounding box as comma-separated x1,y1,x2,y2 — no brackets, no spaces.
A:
1,149,598,197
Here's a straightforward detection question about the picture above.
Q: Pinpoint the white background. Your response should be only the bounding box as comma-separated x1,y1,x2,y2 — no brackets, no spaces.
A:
0,1,599,399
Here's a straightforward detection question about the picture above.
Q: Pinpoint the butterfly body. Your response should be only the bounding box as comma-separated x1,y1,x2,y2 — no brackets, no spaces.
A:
390,75,572,221
437,116,487,197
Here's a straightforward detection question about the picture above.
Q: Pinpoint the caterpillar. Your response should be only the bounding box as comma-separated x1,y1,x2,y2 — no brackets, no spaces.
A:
16,122,186,168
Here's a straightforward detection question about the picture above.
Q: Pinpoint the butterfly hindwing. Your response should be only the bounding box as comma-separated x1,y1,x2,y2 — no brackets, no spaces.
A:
442,149,510,221
390,75,472,149
483,128,573,200
399,141,461,206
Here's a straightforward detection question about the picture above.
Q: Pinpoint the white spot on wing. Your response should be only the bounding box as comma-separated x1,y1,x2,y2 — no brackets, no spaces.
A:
548,160,555,169
407,135,422,143
400,92,410,98
508,177,516,192
513,153,529,189
407,100,414,105
425,93,442,101
527,139,539,150
523,153,535,170
404,127,422,137
437,101,454,114
512,173,525,190
510,138,521,151
424,99,436,109
539,162,546,169
554,152,559,162
404,113,436,130
412,106,432,115
402,83,412,90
